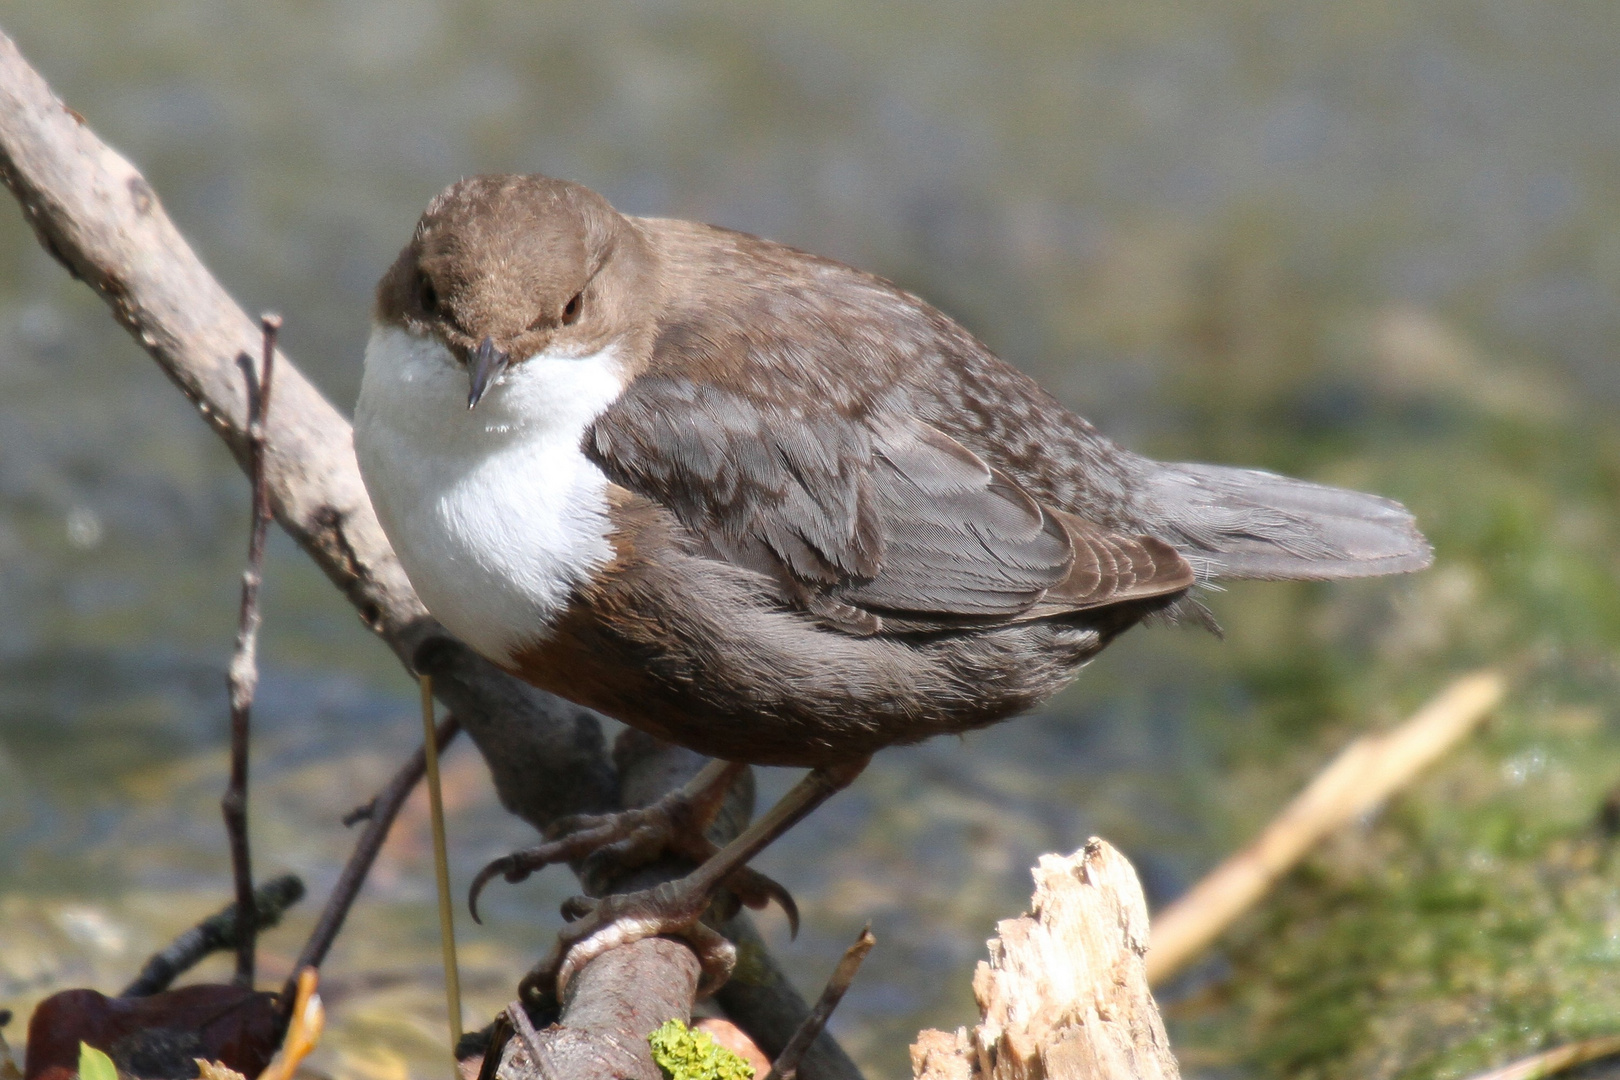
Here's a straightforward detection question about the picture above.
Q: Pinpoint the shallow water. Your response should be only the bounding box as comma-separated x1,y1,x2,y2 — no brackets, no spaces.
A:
0,3,1617,1078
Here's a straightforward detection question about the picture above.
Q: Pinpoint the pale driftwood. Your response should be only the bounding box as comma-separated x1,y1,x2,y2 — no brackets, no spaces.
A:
1145,670,1505,985
913,839,1179,1080
1459,1036,1620,1080
0,27,861,1080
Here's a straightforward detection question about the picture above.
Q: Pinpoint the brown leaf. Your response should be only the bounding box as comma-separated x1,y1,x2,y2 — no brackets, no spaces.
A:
25,986,280,1080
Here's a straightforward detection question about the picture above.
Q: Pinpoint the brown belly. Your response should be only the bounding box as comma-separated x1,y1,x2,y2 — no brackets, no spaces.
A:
503,568,1114,769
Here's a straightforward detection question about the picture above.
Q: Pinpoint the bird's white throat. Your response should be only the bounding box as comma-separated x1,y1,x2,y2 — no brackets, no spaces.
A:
354,325,623,662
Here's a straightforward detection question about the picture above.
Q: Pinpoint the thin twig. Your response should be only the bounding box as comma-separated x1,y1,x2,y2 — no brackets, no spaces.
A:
342,799,377,827
222,313,280,987
765,925,875,1080
122,874,305,997
279,712,461,1013
1460,1036,1620,1080
1147,670,1506,985
422,674,465,1052
471,1010,516,1080
506,1001,543,1058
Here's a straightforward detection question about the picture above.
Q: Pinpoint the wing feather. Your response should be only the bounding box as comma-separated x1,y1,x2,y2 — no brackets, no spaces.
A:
588,378,1193,632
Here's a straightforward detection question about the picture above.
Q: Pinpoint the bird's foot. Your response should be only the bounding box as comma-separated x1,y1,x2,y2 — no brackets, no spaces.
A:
468,765,797,931
519,876,739,1003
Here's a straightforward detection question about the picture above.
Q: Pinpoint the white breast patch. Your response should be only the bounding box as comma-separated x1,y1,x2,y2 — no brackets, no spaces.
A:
354,325,624,663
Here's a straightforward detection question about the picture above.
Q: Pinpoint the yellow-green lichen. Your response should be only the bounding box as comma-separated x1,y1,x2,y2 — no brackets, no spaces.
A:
648,1019,755,1080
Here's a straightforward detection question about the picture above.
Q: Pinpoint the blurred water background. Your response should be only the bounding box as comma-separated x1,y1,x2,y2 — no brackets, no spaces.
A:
1,3,1618,1078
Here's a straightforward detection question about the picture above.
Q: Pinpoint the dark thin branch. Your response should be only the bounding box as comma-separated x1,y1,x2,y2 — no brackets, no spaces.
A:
506,1002,542,1058
280,712,461,1013
713,914,866,1080
764,925,875,1080
121,874,306,998
222,314,279,987
471,1011,516,1080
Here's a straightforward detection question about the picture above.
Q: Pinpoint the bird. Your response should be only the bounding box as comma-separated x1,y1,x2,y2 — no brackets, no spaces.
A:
353,173,1431,996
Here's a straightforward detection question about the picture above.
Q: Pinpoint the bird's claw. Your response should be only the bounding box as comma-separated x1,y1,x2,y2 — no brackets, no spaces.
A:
559,894,595,921
729,865,800,938
468,842,565,924
465,806,681,923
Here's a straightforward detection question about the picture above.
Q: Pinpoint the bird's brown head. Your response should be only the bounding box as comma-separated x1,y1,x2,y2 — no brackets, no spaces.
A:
376,174,653,407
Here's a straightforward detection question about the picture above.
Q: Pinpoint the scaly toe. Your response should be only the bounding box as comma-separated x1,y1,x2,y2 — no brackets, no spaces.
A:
680,919,738,997
468,808,687,922
524,878,735,999
467,835,584,922
553,907,738,997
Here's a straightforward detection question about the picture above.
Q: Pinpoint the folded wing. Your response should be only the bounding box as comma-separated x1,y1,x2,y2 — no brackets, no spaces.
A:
587,377,1193,633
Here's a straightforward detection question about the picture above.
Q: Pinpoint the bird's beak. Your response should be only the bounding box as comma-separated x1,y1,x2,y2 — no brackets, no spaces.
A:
467,335,509,410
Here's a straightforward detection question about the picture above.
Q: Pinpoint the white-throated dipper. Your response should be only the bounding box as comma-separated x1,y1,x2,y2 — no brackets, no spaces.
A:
354,174,1430,995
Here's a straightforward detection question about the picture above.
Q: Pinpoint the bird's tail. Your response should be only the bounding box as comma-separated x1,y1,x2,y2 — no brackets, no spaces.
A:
1138,461,1432,581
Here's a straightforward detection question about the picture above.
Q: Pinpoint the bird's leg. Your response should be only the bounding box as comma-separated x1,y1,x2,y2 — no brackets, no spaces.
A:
521,756,871,1003
470,759,763,918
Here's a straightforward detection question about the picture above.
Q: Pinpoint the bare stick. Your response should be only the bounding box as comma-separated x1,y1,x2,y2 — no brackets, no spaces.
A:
765,926,875,1080
280,712,460,1012
122,874,305,997
1146,670,1506,985
421,674,465,1051
505,1002,542,1058
221,313,279,987
714,912,867,1080
1459,1036,1620,1080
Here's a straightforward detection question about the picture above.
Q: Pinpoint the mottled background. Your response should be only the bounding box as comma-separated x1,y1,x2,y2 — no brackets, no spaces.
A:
1,3,1618,1079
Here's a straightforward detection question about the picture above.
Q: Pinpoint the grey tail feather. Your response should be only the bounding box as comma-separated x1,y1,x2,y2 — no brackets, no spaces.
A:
1138,461,1433,582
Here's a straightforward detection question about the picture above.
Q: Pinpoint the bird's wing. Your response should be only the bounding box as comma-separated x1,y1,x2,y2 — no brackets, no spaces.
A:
586,374,1193,633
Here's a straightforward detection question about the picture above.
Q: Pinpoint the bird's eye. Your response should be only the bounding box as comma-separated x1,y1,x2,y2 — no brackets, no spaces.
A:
419,273,439,315
561,291,583,325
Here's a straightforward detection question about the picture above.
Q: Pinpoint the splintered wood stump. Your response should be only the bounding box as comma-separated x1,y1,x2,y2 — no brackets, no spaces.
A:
912,839,1178,1080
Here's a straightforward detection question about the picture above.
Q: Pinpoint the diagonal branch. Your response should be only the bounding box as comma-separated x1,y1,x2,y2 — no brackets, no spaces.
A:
0,25,861,1080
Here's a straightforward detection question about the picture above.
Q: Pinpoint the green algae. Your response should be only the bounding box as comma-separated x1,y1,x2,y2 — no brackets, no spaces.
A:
1155,230,1620,1079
